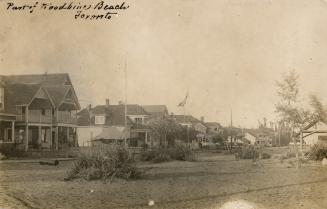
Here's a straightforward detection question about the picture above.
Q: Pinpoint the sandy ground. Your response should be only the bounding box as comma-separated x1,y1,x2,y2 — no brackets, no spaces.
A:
0,150,327,209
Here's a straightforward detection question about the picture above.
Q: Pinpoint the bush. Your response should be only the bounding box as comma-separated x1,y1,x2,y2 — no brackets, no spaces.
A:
65,146,144,181
152,152,171,163
235,145,259,159
0,152,6,160
260,152,271,159
308,144,327,161
140,145,196,163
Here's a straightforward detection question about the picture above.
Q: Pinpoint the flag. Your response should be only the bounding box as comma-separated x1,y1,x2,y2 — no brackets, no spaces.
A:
178,91,189,107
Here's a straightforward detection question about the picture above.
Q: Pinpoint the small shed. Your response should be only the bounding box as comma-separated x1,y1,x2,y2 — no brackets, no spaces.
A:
92,126,130,145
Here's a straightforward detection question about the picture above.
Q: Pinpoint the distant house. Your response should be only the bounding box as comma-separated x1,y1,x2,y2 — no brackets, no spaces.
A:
243,132,256,145
0,73,80,153
141,105,169,120
77,100,152,148
243,129,273,146
173,115,207,134
205,122,223,134
301,120,327,146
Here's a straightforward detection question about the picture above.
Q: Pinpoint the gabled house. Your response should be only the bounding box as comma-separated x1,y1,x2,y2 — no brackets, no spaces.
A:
0,73,80,153
301,120,327,146
77,100,152,148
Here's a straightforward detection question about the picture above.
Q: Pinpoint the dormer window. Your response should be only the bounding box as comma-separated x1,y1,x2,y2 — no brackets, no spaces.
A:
0,87,4,110
95,115,105,125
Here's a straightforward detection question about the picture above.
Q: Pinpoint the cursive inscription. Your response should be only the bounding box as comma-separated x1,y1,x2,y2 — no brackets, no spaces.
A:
5,1,130,20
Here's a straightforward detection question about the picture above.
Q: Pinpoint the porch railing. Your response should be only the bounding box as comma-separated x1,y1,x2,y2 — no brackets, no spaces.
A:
55,112,77,124
16,114,52,123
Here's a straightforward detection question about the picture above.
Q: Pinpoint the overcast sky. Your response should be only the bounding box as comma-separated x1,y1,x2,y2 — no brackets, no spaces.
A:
1,0,327,128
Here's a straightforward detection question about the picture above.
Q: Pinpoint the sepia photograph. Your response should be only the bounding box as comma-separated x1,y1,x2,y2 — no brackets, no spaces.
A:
0,0,327,208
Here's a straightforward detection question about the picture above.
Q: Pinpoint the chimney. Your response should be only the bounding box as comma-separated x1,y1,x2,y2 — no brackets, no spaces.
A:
105,99,110,107
87,104,92,112
200,116,204,123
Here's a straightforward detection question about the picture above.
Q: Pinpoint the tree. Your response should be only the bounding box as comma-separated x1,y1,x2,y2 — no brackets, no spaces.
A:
148,117,181,147
275,71,312,161
309,94,327,123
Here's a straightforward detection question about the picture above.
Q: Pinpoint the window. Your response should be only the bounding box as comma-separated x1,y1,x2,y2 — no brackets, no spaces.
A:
95,115,105,125
41,109,46,115
3,128,12,142
135,118,143,124
0,87,4,109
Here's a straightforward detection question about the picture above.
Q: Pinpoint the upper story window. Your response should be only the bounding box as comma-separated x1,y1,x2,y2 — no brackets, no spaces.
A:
135,118,143,124
0,87,4,110
95,115,105,125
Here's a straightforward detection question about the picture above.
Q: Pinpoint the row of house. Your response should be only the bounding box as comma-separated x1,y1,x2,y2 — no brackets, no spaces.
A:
0,73,225,153
75,99,225,148
1,73,324,154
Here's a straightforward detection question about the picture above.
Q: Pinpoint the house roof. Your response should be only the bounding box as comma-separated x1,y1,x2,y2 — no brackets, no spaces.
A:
205,122,222,127
77,105,135,126
94,126,130,140
142,105,168,114
302,120,327,131
2,84,41,114
173,115,201,124
45,86,71,107
4,73,71,86
2,73,80,109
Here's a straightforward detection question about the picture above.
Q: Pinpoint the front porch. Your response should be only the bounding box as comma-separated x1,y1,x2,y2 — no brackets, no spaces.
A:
14,125,78,152
129,129,152,148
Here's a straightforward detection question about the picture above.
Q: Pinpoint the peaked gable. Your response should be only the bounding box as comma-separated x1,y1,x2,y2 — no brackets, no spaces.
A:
305,121,327,131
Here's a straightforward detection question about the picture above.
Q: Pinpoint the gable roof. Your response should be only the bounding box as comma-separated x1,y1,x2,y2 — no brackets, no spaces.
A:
3,73,80,109
4,73,71,86
45,86,71,107
2,84,42,114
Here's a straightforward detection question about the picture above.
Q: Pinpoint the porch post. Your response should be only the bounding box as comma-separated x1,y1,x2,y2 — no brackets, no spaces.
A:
11,121,15,143
66,127,70,145
55,127,59,150
74,127,78,147
300,130,303,152
50,126,53,149
145,131,148,145
25,125,29,152
38,126,42,149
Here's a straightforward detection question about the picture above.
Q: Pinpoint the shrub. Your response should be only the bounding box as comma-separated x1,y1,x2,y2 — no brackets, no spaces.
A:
152,152,171,163
235,145,259,159
286,151,296,158
140,145,196,163
0,152,6,160
308,144,327,161
65,146,144,181
140,149,159,161
173,145,196,161
260,153,271,159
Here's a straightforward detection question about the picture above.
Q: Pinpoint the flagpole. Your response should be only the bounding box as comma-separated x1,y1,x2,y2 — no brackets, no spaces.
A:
124,58,127,147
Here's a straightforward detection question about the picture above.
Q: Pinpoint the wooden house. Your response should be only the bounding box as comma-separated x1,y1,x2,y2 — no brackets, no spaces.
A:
0,73,80,153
